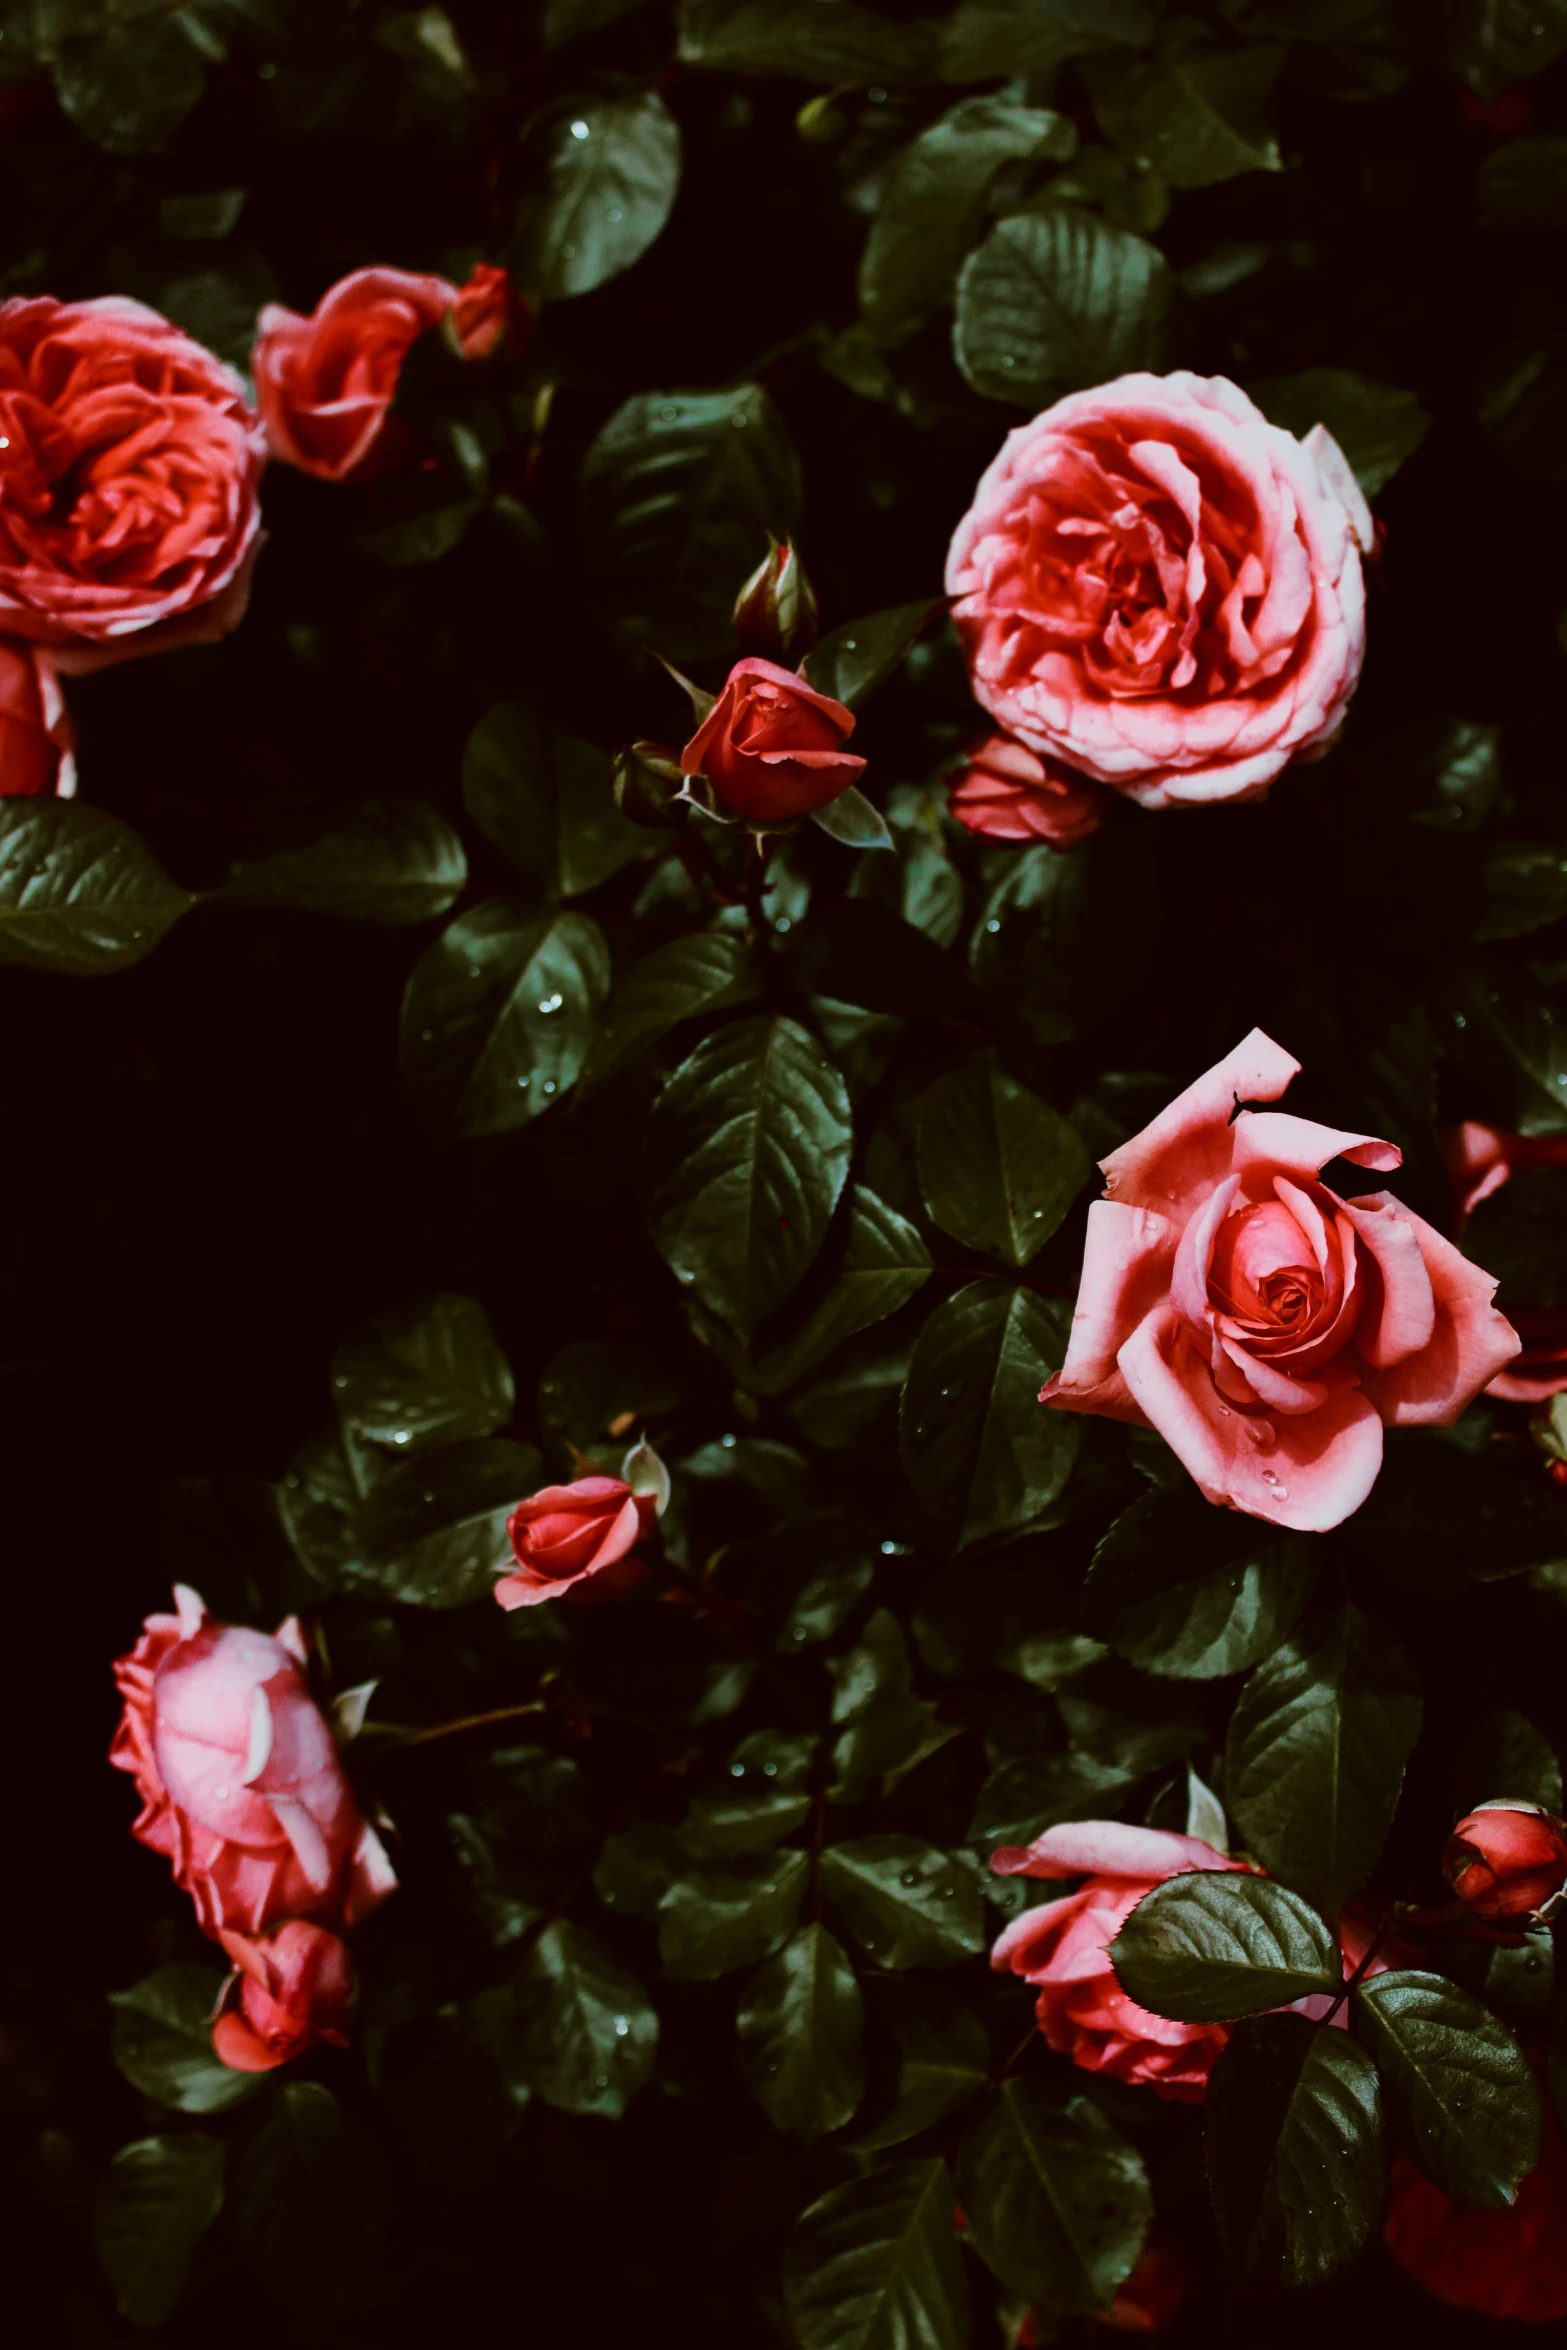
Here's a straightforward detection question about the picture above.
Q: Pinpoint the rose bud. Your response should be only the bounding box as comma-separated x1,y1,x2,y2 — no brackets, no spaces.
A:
0,642,73,797
211,1920,354,2073
494,1476,657,1610
110,1586,396,1941
733,539,820,663
254,261,514,486
679,657,866,824
612,739,685,829
1443,1803,1567,1920
947,734,1101,848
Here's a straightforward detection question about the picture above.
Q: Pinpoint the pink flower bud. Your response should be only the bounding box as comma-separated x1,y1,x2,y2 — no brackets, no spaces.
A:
1443,1803,1567,1920
494,1476,656,1610
212,1919,354,2073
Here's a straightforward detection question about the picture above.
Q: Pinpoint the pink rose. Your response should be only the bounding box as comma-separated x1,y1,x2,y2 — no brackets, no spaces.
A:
1385,2112,1567,2324
945,371,1371,810
494,1475,656,1610
947,733,1101,847
1443,1803,1567,1921
110,1585,396,1941
211,1919,354,2073
0,297,264,662
253,261,514,485
679,657,866,823
1041,1030,1519,1530
0,640,72,795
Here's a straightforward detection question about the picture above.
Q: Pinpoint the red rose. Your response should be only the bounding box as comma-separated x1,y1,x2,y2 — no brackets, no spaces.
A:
211,1920,353,2073
494,1476,656,1610
253,262,513,485
0,640,72,796
0,296,264,664
948,733,1101,847
1443,1803,1567,1921
679,657,866,823
1385,2112,1567,2323
110,1585,396,1941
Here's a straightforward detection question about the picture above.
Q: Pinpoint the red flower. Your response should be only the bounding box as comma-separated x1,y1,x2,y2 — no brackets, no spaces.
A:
212,1920,354,2073
1443,1804,1567,1921
1386,2109,1567,2323
680,657,865,823
494,1476,656,1610
948,733,1101,847
0,640,72,796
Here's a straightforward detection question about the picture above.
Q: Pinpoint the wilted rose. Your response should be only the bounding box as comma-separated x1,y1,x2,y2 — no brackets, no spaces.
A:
1041,1030,1519,1530
110,1585,396,1940
494,1476,656,1610
946,370,1370,809
0,640,72,795
680,657,865,823
211,1919,354,2073
253,261,514,485
0,296,264,663
1385,2111,1567,2323
947,733,1101,847
1443,1803,1567,1920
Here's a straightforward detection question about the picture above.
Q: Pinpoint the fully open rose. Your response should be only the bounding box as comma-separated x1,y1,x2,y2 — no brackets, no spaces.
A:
1041,1031,1519,1530
946,371,1371,809
0,296,264,661
110,1586,396,1941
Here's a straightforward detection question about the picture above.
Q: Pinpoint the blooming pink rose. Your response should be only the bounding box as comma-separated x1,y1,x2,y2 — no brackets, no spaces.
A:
211,1919,354,2073
947,733,1101,847
1385,2111,1567,2323
0,296,264,662
1041,1030,1519,1530
945,371,1372,810
253,262,514,485
110,1585,396,1941
494,1476,656,1610
680,657,866,823
0,640,72,795
1443,1803,1567,1921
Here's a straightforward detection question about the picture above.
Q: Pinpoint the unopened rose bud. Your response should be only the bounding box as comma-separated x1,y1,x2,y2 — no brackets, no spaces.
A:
733,539,819,662
681,659,864,823
1443,1802,1567,1920
612,740,684,828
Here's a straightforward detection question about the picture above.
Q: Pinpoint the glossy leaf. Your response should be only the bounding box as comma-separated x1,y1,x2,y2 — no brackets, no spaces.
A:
812,785,894,851
357,1437,541,1606
400,901,611,1141
917,1064,1090,1268
855,1986,989,2152
1350,1970,1541,2208
1110,1873,1341,2022
820,1836,985,1969
658,1847,811,1979
109,1965,263,2117
783,2158,968,2350
1089,43,1283,188
752,1186,932,1392
579,931,763,1093
958,2080,1151,2311
1206,2016,1386,2289
462,699,650,897
515,90,681,301
968,1747,1140,1847
1082,1483,1318,1679
954,205,1171,408
805,601,943,709
900,1281,1078,1546
677,0,942,83
1454,1703,1565,1815
228,2083,390,2320
737,1924,865,2135
0,800,191,974
642,1014,854,1335
219,798,466,925
508,1920,658,2116
94,2134,224,2329
330,1292,514,1455
1225,1604,1421,1919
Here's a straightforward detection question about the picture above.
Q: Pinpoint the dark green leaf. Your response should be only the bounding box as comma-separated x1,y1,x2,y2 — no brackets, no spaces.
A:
1206,2016,1385,2289
737,1924,865,2135
1351,1970,1541,2208
900,1282,1078,1546
220,799,466,925
1479,133,1567,231
357,1437,541,1606
658,1848,811,1979
515,91,681,301
400,901,611,1141
1346,1429,1567,1584
109,1966,263,2117
579,932,763,1094
783,2158,968,2350
855,1986,989,2152
917,1065,1090,1269
828,1609,948,1804
51,13,206,153
508,1920,658,2116
274,1425,375,1596
642,1014,853,1335
94,2134,224,2329
330,1292,514,1454
1454,1704,1564,1814
677,0,942,82
812,785,895,851
1249,366,1429,497
1474,843,1567,941
751,1186,932,1392
940,0,1157,81
537,1337,679,1443
1225,1604,1422,1919
1082,1483,1318,1679
682,1787,812,1857
0,800,191,975
1478,288,1567,483
968,1747,1140,1847
460,701,557,883
783,899,971,1022
228,2082,390,2320
1088,42,1283,188
821,1837,985,1969
1448,0,1567,98
1110,1873,1341,2022
354,475,481,563
967,832,1156,1044
958,2080,1151,2310
580,384,802,663
953,205,1171,408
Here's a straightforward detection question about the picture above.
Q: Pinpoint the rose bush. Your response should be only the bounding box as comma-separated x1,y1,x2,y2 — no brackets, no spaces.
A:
946,372,1370,809
1042,1029,1519,1529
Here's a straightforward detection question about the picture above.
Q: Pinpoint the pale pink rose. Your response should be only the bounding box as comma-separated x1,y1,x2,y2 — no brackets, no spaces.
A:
1041,1031,1519,1530
110,1585,396,1941
945,371,1371,810
947,733,1101,847
211,1919,354,2073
